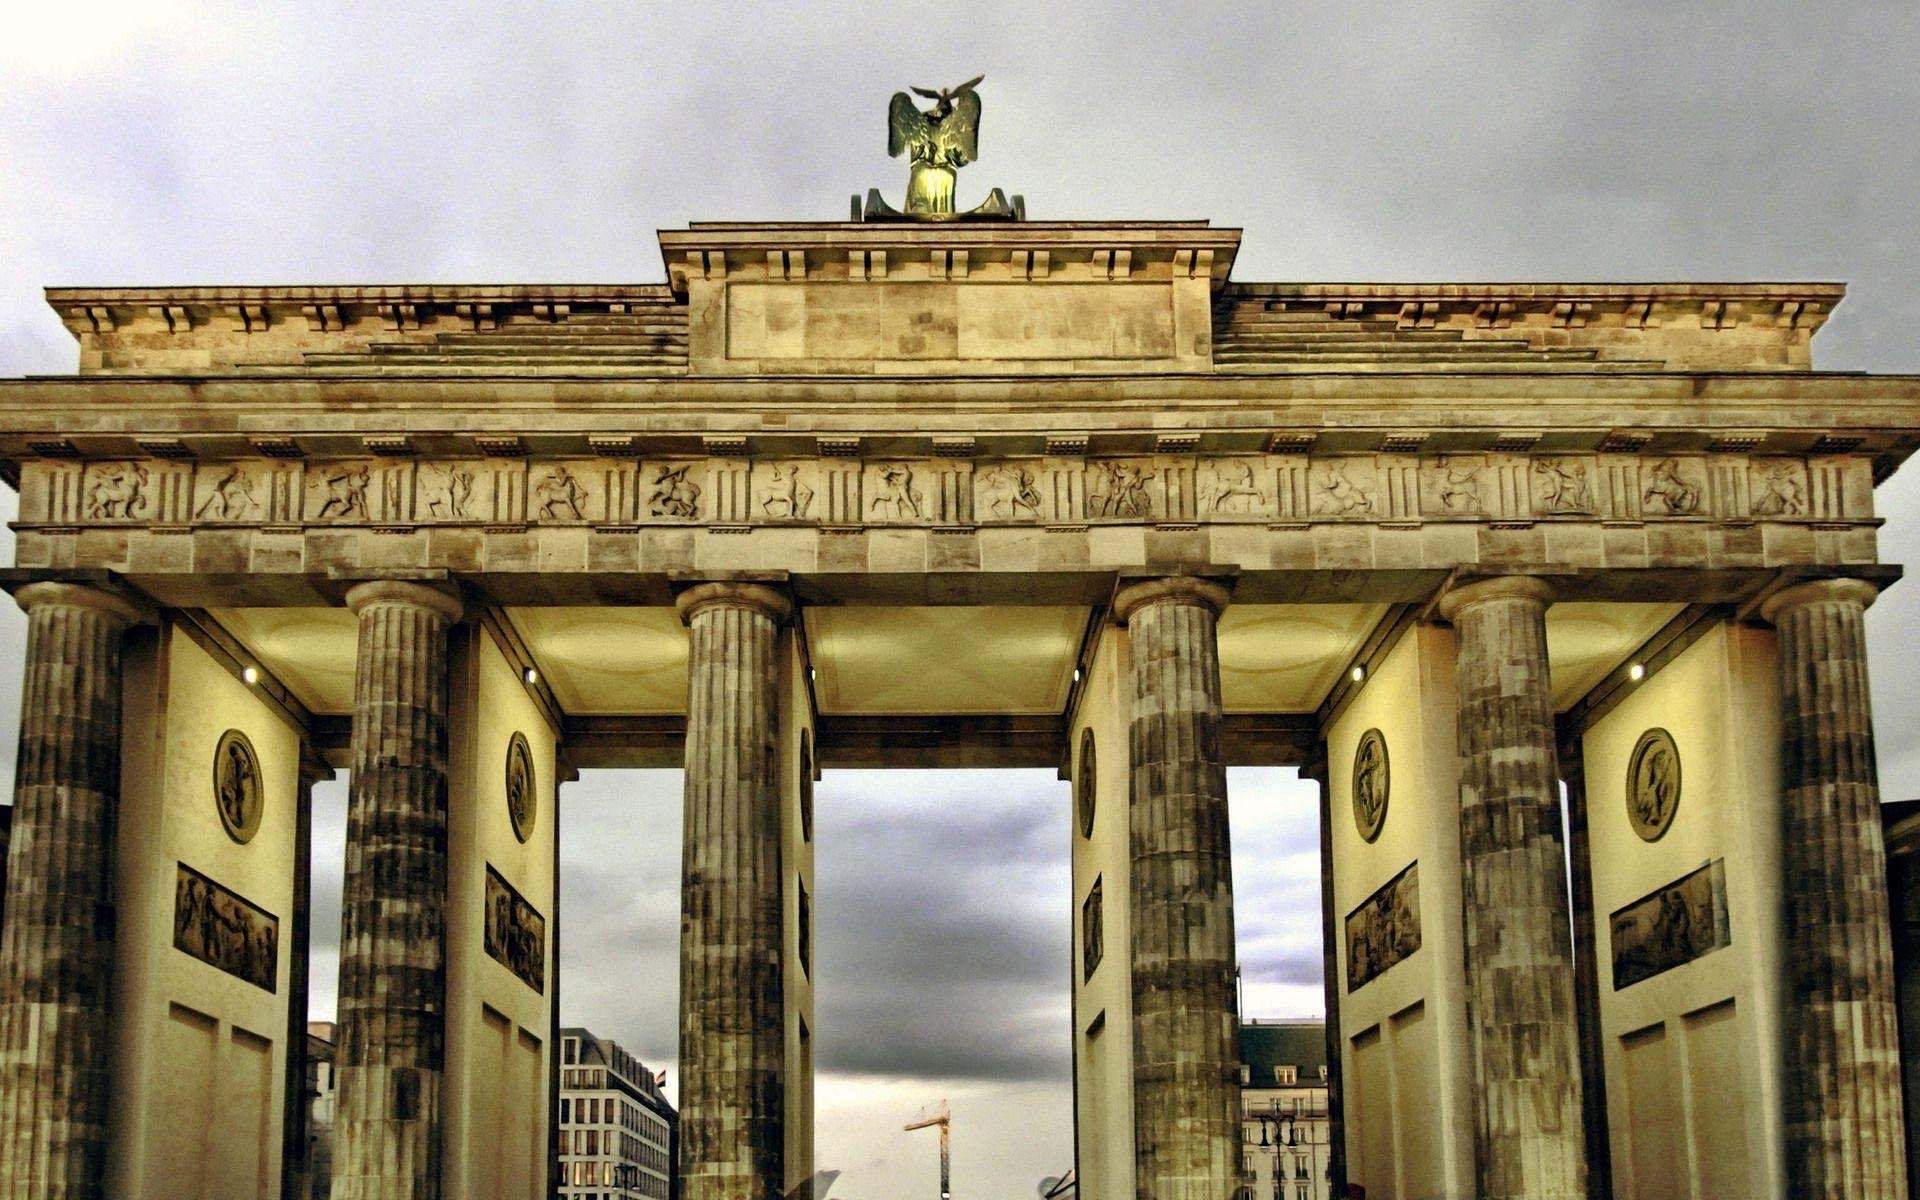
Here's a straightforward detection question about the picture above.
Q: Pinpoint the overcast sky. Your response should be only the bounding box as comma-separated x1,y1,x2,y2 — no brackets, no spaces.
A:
4,3,1920,1197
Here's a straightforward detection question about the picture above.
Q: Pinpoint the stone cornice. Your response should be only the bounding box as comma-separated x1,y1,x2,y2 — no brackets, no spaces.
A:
660,220,1241,289
5,372,1919,480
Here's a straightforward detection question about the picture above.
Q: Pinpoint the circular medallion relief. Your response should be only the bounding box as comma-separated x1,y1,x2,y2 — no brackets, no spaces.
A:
505,732,537,844
1351,729,1390,843
213,729,263,844
800,730,815,843
1626,728,1681,842
1077,729,1097,838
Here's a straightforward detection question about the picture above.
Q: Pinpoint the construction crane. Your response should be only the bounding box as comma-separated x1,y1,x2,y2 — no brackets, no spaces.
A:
904,1099,952,1200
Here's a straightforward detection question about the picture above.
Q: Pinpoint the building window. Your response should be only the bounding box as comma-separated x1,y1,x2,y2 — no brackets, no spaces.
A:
1082,876,1103,980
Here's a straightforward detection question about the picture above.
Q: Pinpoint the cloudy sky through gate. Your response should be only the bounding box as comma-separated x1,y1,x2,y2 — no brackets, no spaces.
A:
3,3,1920,1196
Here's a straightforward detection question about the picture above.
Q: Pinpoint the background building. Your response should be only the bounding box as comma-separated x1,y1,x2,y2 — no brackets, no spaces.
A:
1240,1020,1332,1200
305,1021,338,1200
560,1027,677,1200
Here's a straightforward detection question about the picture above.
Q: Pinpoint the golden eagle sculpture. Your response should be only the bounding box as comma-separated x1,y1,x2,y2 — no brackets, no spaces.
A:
859,75,1021,222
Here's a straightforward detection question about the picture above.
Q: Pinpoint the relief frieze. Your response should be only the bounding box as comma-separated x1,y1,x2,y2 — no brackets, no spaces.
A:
13,451,1874,534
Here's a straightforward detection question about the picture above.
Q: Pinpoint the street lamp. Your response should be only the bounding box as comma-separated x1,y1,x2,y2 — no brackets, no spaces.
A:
1254,1112,1298,1148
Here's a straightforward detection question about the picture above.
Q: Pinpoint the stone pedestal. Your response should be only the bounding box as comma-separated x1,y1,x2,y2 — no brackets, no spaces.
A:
677,582,791,1200
1438,577,1587,1199
0,582,138,1200
1763,578,1909,1198
1112,577,1239,1200
331,581,463,1200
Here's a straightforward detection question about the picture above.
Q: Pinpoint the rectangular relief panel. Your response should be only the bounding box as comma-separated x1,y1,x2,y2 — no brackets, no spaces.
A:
172,862,278,992
725,282,1175,362
485,864,547,994
1610,859,1731,990
1346,861,1421,992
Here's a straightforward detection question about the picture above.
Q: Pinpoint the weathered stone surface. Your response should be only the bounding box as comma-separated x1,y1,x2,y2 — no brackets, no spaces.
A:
0,582,137,1200
1438,576,1587,1199
1762,578,1909,1198
1113,576,1239,1200
331,580,463,1200
677,581,790,1200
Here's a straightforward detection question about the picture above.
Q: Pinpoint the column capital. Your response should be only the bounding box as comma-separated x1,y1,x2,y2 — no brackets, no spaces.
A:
1760,576,1879,624
1436,574,1554,624
343,579,464,623
675,580,793,626
1112,575,1232,623
10,580,142,626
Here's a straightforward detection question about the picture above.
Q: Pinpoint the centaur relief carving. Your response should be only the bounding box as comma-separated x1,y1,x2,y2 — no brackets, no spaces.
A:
18,451,1867,532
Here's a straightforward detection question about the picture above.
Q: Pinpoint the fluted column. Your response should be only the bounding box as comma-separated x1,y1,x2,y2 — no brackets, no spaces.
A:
1437,576,1587,1199
1113,577,1239,1200
677,582,790,1200
330,580,463,1200
1762,578,1909,1198
0,582,138,1200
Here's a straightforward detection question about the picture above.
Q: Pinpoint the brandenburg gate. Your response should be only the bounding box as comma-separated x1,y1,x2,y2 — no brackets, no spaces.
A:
1,90,1917,1200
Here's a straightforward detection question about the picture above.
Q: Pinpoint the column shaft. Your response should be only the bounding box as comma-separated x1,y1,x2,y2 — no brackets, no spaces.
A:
0,583,136,1200
1441,577,1587,1199
1115,578,1239,1200
1765,579,1909,1198
330,581,461,1200
678,583,789,1200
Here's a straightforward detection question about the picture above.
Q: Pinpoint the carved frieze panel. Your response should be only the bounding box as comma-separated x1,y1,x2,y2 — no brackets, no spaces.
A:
1423,455,1488,516
1085,458,1158,520
748,460,817,523
1347,860,1420,992
1532,456,1596,516
11,451,1876,536
643,461,703,522
1750,457,1808,518
1311,458,1379,518
1197,457,1272,519
1610,858,1730,990
484,864,546,994
83,459,194,524
975,461,1046,522
864,461,933,523
173,862,278,992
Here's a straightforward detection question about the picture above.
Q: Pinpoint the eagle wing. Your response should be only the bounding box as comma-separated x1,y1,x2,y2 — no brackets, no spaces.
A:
888,91,931,159
932,88,981,164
